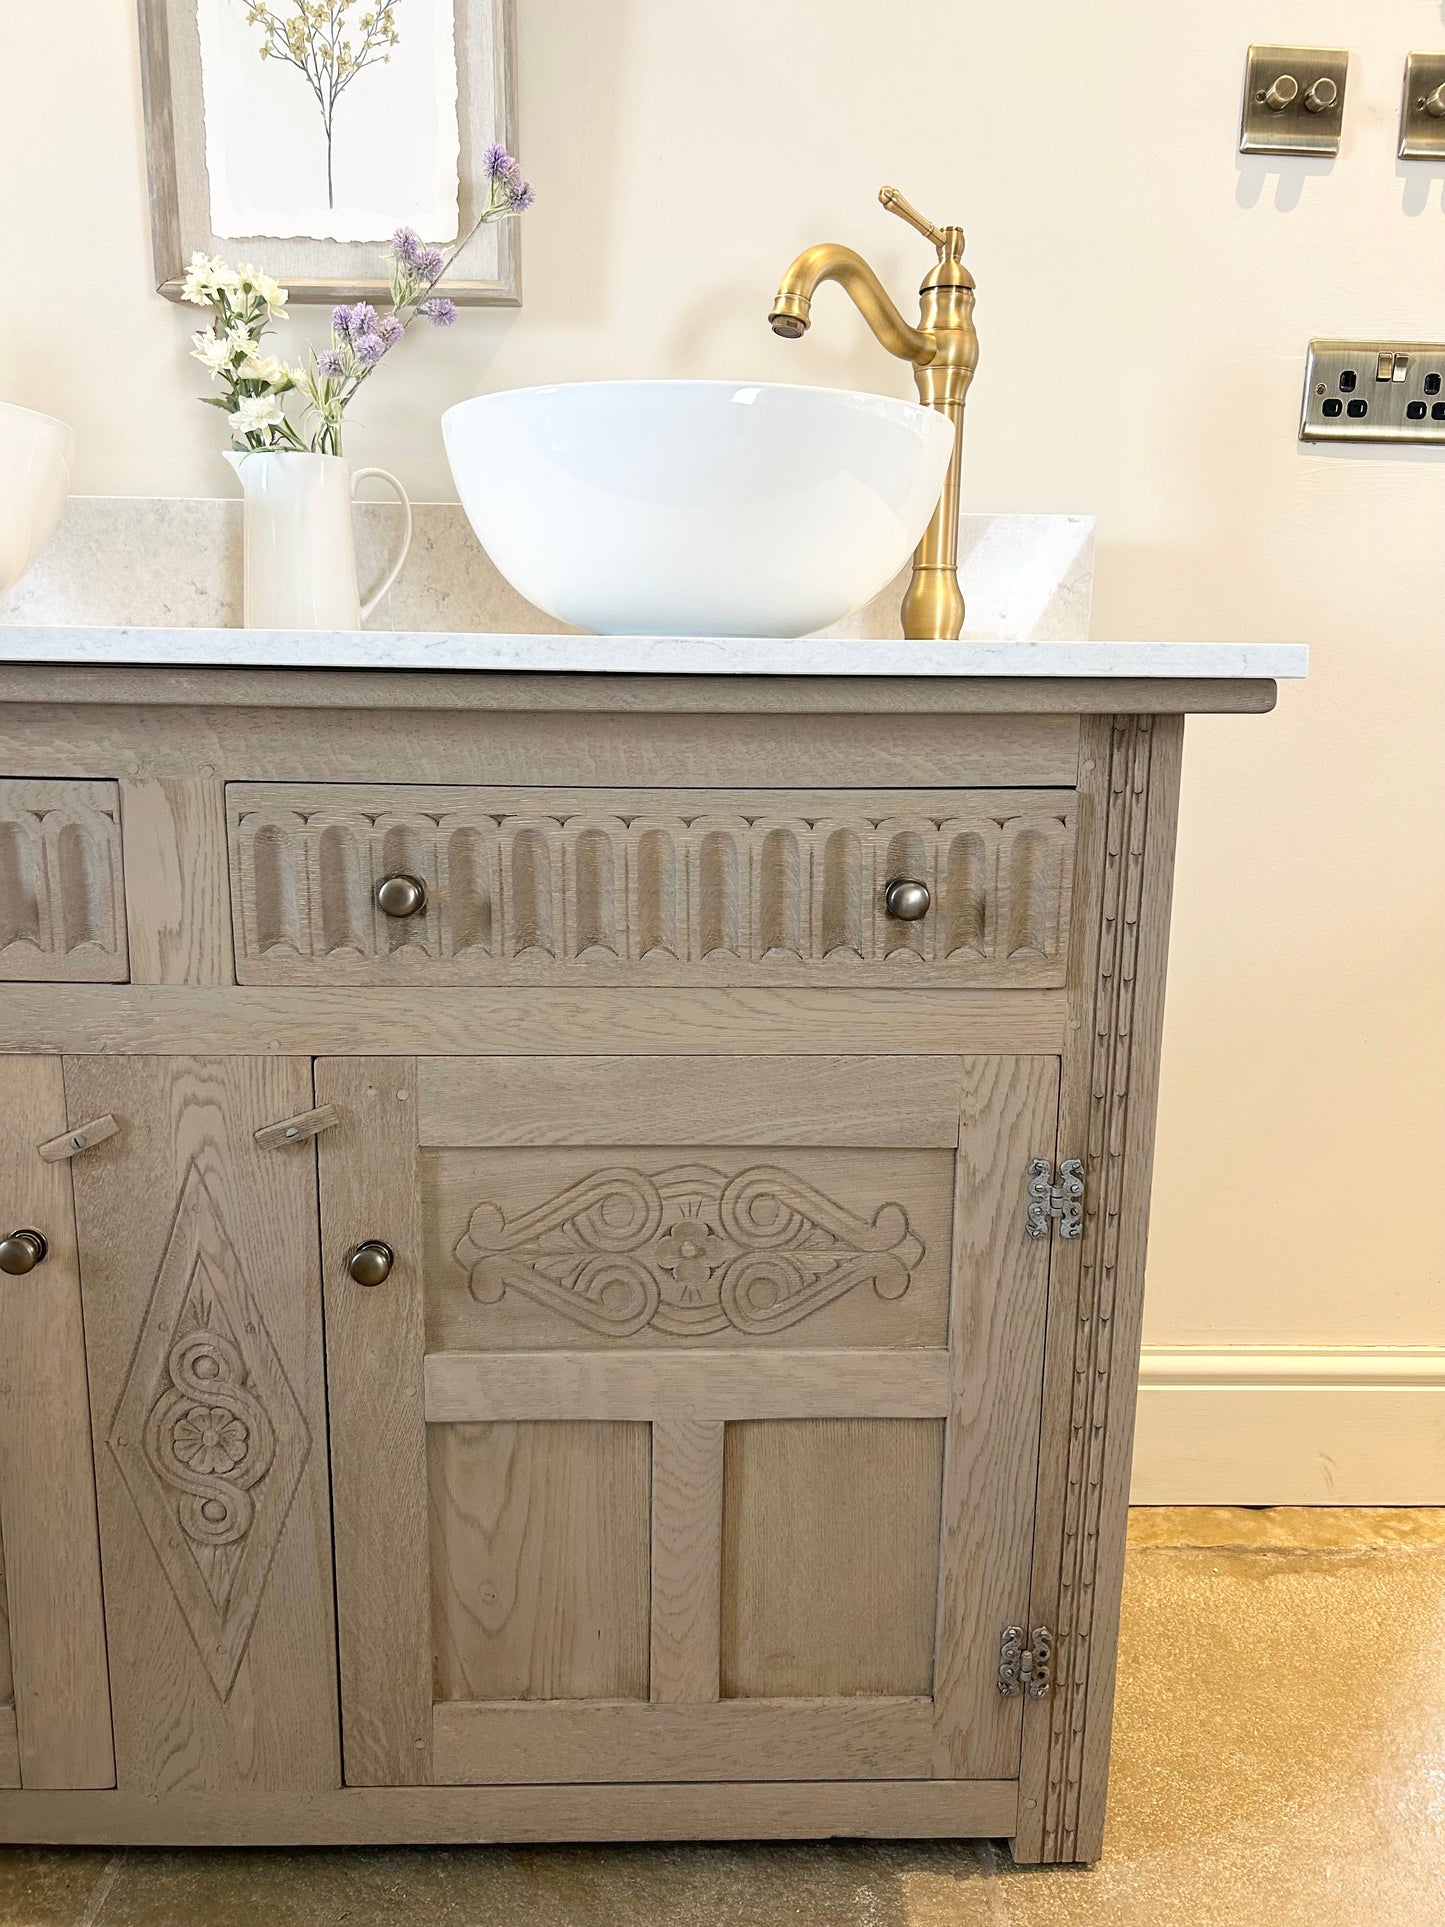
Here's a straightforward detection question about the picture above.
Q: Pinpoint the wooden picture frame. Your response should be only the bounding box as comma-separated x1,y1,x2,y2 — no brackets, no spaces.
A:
136,0,519,306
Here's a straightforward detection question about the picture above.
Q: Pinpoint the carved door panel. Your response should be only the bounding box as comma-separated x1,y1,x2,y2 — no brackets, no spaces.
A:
65,1056,340,1794
318,1052,1058,1789
0,1057,113,1788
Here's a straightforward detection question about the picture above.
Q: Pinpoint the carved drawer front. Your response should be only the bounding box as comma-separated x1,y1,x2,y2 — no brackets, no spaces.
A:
226,782,1076,987
316,1054,1059,1792
0,779,128,981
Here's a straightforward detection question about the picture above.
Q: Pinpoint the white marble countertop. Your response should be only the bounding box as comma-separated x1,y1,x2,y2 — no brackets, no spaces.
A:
0,626,1307,679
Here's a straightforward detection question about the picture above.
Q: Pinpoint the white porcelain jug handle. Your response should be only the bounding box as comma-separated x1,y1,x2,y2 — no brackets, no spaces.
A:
351,467,413,620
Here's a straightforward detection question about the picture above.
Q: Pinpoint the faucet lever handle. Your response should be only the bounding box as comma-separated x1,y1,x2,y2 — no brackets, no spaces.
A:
879,185,946,247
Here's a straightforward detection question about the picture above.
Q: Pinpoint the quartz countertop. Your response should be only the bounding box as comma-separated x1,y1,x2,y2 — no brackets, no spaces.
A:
0,626,1308,679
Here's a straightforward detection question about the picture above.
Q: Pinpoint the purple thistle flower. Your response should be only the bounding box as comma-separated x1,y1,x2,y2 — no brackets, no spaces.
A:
315,347,346,378
354,331,389,366
417,245,446,282
505,175,535,212
482,142,515,181
420,296,457,327
333,301,377,344
377,313,405,347
389,226,427,270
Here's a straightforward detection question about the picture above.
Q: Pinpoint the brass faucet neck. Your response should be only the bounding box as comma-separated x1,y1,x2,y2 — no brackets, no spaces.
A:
769,244,933,367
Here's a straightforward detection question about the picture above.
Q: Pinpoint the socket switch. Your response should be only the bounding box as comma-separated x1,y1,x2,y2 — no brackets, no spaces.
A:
1301,339,1445,446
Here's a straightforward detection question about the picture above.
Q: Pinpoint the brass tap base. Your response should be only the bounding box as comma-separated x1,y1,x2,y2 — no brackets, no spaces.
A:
900,566,965,642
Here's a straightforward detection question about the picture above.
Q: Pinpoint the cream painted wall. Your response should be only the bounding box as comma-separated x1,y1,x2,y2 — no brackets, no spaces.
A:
3,5,1443,1453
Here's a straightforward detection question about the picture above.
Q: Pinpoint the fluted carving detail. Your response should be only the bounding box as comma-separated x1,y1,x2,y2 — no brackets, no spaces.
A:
0,780,128,981
1037,716,1159,1863
227,787,1076,986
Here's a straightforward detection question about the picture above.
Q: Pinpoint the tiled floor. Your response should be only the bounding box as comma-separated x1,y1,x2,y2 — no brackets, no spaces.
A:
3,1509,1443,1926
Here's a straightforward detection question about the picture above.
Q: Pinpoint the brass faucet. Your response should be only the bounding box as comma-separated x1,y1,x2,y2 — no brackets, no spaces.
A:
769,186,978,641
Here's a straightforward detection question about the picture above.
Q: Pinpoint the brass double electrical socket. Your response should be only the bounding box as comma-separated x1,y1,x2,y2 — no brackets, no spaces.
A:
1240,44,1349,155
1301,340,1445,446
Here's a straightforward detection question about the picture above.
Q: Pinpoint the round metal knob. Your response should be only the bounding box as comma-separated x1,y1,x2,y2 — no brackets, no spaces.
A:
346,1240,395,1287
0,1230,47,1276
1424,83,1445,119
375,873,427,918
884,878,931,922
1262,73,1299,111
1303,76,1338,114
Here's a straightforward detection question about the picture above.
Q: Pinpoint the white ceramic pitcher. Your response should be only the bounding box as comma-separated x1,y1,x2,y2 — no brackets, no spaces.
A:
225,450,412,630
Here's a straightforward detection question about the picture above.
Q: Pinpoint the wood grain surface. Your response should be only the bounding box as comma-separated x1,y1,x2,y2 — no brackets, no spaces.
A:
315,1057,432,1787
0,1058,114,1789
429,1421,650,1703
720,1419,944,1699
65,1055,337,1795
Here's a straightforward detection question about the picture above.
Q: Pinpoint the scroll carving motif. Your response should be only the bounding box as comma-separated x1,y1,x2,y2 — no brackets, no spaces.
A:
108,1164,310,1700
452,1163,925,1339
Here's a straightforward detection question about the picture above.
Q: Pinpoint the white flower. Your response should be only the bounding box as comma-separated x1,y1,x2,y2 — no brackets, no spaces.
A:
229,392,288,442
181,251,241,306
237,263,289,317
189,329,236,377
239,347,288,386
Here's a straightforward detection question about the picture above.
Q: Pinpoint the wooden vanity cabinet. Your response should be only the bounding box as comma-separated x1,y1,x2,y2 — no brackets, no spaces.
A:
0,666,1268,1858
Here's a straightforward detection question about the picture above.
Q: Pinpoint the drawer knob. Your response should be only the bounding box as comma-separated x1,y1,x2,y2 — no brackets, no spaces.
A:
346,1240,395,1287
375,873,428,918
884,878,931,921
0,1230,47,1276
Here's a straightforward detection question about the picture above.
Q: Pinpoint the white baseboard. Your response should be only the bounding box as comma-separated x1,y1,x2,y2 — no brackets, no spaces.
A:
1130,1348,1445,1504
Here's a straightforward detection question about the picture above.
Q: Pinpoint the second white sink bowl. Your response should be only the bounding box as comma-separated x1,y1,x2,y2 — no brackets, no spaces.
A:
442,380,954,637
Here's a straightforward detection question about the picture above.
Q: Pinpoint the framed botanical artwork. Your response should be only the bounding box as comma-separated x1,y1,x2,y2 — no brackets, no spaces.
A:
137,0,519,304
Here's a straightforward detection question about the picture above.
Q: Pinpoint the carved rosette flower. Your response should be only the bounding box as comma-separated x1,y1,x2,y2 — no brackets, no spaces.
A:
653,1218,728,1299
170,1404,250,1478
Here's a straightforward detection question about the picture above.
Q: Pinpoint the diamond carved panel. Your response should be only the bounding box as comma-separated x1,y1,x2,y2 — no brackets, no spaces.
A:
108,1164,310,1701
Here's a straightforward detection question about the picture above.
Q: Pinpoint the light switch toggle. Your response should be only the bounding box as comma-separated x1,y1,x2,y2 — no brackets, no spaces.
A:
1378,353,1395,382
1263,74,1299,110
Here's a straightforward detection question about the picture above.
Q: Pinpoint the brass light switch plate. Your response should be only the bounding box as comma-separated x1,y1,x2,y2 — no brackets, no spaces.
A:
1399,53,1445,158
1301,339,1445,446
1240,45,1348,156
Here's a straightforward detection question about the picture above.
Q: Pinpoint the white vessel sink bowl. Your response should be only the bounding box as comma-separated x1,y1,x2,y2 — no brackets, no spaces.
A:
0,403,73,597
442,380,954,637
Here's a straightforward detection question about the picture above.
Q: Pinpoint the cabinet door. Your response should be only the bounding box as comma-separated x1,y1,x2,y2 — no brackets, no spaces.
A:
0,1058,114,1788
319,1053,1057,1788
65,1056,340,1793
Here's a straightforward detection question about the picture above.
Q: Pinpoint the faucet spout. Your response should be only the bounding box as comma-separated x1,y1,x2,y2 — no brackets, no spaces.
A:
769,245,935,368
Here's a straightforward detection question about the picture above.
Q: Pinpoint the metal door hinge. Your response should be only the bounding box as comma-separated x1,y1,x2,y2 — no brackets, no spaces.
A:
998,1625,1054,1700
1025,1158,1083,1239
